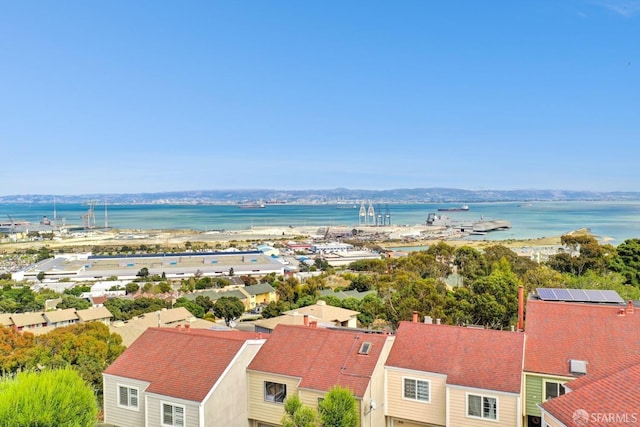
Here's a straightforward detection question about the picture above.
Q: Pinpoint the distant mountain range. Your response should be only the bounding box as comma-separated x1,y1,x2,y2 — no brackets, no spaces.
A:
2,188,640,204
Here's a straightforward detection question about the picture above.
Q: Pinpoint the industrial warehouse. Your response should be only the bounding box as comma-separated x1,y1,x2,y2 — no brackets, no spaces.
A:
13,250,285,282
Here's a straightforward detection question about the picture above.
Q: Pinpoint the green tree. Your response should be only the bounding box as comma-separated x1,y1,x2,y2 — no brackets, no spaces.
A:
0,368,98,427
213,296,245,326
174,297,205,318
63,284,91,297
281,395,318,427
261,300,290,318
609,238,640,286
56,294,91,310
125,282,140,294
136,267,150,278
32,322,125,395
318,386,359,427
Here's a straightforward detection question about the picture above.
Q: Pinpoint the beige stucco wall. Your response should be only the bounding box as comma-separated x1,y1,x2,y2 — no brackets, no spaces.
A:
384,367,447,427
202,340,265,427
145,394,200,427
541,411,566,427
447,385,521,427
247,371,300,426
103,374,149,427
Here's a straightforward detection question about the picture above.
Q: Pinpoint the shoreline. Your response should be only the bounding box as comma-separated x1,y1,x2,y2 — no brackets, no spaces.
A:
0,224,592,252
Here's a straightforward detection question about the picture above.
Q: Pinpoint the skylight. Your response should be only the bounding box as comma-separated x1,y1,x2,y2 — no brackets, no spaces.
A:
358,342,372,355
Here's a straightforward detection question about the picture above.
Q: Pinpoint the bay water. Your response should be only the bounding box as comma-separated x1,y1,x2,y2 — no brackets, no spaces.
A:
2,201,640,246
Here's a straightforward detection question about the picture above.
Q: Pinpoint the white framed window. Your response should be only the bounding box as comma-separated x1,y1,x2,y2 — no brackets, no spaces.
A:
467,393,498,421
117,385,139,410
264,381,287,403
543,380,566,400
402,377,430,402
161,402,185,427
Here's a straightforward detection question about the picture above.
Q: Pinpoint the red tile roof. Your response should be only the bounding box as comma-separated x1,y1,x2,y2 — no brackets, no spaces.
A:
91,295,108,305
524,299,640,377
104,327,266,402
540,353,640,426
247,324,391,397
385,321,524,394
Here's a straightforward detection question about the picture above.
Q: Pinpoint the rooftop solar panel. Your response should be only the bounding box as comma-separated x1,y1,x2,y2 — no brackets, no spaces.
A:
569,289,589,301
536,288,624,304
553,288,573,301
536,288,557,300
601,290,625,303
585,290,608,302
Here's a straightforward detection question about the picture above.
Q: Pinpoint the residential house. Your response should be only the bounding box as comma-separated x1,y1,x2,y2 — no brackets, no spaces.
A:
243,283,277,310
539,352,640,426
108,307,212,346
103,327,267,427
0,313,14,328
283,300,359,328
252,313,334,334
247,324,395,427
43,308,79,328
522,296,640,427
385,315,525,427
184,289,251,311
76,306,113,324
9,312,47,331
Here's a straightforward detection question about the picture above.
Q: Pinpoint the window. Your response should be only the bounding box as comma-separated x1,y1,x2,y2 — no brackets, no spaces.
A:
118,385,139,410
162,403,185,427
467,394,497,420
403,378,430,402
544,381,566,400
264,381,286,403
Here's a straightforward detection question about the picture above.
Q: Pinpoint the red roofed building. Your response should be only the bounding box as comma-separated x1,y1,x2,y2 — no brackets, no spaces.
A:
246,324,395,427
103,327,267,427
522,298,640,427
385,318,525,427
539,353,640,427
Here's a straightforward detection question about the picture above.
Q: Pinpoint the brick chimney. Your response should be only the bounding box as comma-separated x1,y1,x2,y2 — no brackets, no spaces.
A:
303,314,309,327
517,285,524,331
309,320,317,329
412,311,418,323
626,300,634,315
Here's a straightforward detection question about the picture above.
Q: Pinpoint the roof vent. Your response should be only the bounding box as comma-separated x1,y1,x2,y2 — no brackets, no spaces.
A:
358,342,372,355
570,359,587,375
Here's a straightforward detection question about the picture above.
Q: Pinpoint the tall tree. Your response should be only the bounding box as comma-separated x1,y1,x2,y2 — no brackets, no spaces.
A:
213,296,245,326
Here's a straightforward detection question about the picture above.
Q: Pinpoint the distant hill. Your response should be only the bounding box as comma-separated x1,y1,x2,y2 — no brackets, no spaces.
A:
2,188,640,204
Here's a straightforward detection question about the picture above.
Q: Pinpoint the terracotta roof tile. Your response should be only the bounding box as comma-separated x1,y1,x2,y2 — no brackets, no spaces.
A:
104,328,266,402
386,321,524,393
540,353,640,425
524,299,640,377
247,325,390,397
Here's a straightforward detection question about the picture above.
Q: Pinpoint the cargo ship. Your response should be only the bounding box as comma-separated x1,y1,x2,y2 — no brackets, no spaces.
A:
437,205,469,212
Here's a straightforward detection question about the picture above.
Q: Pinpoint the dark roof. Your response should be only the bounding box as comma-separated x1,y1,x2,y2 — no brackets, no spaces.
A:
386,321,525,394
243,283,276,296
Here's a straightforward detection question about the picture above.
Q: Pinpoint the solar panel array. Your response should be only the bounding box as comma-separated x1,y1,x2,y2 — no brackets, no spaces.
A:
536,288,624,303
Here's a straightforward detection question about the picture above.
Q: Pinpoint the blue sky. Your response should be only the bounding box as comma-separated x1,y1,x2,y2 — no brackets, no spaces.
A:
1,1,639,195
